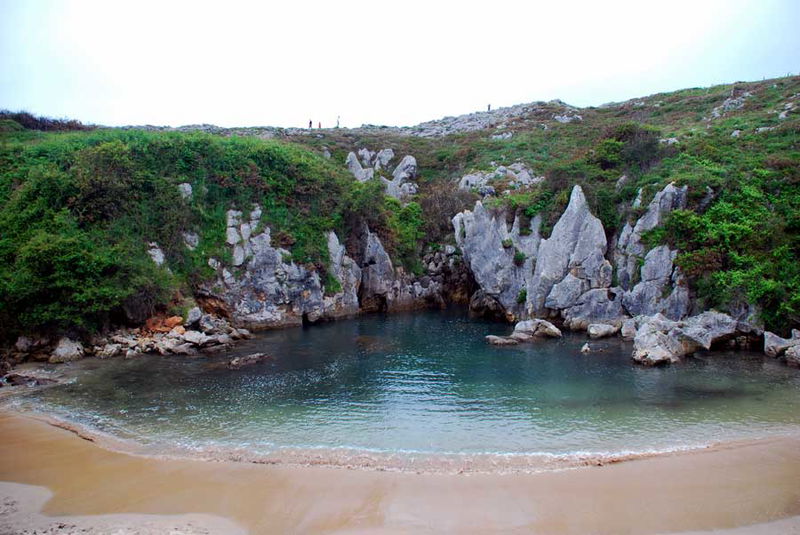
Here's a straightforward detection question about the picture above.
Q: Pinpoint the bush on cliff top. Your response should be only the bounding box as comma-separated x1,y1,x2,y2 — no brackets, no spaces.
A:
0,127,396,339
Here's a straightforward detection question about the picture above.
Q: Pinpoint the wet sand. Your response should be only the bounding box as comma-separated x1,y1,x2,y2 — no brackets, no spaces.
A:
1,411,800,534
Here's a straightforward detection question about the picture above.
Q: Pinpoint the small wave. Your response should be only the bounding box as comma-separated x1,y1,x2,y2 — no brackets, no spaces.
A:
8,405,800,475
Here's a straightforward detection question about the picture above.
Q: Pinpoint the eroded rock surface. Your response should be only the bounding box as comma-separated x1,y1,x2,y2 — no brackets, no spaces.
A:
527,185,611,316
453,201,540,321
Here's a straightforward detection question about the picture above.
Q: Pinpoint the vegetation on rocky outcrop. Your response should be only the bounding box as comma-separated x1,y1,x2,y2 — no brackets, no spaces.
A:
0,75,798,345
0,129,406,338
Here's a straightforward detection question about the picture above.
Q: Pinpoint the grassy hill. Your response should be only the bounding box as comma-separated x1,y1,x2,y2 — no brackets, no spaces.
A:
1,75,798,339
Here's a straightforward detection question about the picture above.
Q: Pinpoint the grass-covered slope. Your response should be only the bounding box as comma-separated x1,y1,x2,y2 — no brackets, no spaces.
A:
291,76,800,332
0,126,419,338
1,75,798,339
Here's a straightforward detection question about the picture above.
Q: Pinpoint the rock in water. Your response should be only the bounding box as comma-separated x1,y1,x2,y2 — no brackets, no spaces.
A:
227,353,271,369
587,323,620,339
486,335,519,346
514,319,562,338
764,330,800,357
486,319,561,345
631,311,749,366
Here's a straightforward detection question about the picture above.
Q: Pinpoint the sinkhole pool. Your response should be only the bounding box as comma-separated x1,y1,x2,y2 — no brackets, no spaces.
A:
9,309,800,471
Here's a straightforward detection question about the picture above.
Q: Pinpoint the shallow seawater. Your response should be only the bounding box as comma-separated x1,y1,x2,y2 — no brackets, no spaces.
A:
8,309,800,470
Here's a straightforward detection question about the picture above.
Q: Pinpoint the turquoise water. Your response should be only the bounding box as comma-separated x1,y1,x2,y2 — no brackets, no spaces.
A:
11,309,800,470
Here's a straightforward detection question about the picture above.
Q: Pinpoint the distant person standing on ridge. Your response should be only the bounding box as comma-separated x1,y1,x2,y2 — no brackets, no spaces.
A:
336,116,340,128
318,121,321,129
487,104,491,112
308,119,312,129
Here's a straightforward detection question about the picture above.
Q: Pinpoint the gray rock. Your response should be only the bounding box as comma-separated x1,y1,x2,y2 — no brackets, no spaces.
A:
226,226,241,245
453,202,541,320
198,314,226,335
240,222,252,241
49,337,84,363
392,155,417,182
227,352,271,369
182,330,210,346
374,148,395,170
178,183,193,200
185,307,203,327
581,343,591,353
147,242,166,266
96,343,122,359
324,231,361,318
171,343,197,356
615,183,687,292
528,185,611,315
345,152,374,182
182,231,199,250
764,330,800,358
357,148,375,168
562,288,627,330
620,318,638,340
622,245,690,320
226,209,242,228
486,335,519,346
632,311,746,366
514,318,562,338
232,244,245,266
587,323,620,339
631,314,686,365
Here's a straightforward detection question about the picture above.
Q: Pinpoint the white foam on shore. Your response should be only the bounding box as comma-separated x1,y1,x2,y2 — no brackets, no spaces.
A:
10,405,800,476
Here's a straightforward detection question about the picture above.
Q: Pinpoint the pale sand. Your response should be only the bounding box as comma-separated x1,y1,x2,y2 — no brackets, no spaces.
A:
1,412,800,535
0,481,245,534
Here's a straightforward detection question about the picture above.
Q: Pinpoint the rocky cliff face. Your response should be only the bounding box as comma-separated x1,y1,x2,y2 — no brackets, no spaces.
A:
195,205,463,329
452,202,540,321
453,183,694,330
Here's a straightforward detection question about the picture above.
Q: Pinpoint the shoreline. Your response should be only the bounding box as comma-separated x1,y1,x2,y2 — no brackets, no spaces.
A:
3,410,800,533
12,405,800,475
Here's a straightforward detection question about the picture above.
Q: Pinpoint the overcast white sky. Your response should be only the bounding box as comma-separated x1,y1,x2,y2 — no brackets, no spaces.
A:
1,0,798,128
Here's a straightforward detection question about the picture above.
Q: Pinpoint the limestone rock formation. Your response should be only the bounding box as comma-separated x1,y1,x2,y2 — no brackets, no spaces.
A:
621,245,690,319
561,288,626,330
345,149,418,200
631,311,755,366
527,185,612,316
614,183,687,292
453,201,540,321
458,162,543,195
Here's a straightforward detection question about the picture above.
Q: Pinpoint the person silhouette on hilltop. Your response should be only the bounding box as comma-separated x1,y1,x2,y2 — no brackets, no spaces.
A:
308,119,312,129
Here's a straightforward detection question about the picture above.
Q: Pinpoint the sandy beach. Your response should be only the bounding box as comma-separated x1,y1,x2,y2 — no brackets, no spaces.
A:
1,411,800,534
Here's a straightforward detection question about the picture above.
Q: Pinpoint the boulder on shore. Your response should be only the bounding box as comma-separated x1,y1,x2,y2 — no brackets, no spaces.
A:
49,337,84,363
